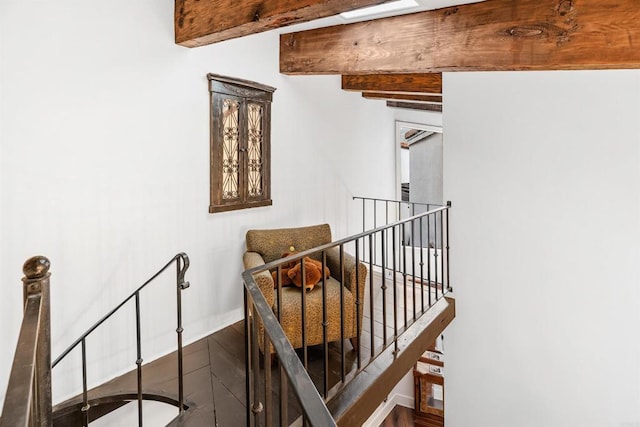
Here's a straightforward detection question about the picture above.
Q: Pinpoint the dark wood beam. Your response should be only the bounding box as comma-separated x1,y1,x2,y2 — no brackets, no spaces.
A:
343,74,442,94
175,0,390,47
386,101,443,112
281,0,640,74
362,92,443,104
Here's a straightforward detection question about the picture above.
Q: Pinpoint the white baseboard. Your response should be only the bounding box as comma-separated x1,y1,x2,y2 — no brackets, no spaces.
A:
362,392,415,427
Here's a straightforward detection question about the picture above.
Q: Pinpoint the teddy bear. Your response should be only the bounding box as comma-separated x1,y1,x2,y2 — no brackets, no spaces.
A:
287,256,331,291
270,251,298,287
270,251,330,291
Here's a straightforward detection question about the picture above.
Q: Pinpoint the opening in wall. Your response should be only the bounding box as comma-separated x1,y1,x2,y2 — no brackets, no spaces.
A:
396,121,443,249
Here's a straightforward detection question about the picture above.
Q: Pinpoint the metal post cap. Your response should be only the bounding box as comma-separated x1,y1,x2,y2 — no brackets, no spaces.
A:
23,256,51,280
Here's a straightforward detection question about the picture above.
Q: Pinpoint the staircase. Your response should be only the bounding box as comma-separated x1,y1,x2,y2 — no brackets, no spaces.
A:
0,253,191,427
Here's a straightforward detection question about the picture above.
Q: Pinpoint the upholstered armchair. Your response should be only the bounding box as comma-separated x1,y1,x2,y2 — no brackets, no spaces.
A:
243,224,367,352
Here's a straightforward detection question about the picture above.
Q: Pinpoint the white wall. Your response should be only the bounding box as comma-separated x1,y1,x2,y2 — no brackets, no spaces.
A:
0,0,397,404
444,71,640,426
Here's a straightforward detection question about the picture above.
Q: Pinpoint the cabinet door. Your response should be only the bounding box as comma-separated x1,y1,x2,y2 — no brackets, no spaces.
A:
212,95,243,209
245,100,270,203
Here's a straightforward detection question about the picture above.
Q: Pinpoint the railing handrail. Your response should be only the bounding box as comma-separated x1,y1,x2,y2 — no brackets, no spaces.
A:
245,204,449,276
1,256,52,427
52,253,190,368
353,196,443,208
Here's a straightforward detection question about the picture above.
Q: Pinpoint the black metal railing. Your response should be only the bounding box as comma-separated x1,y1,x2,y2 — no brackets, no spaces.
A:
51,253,190,426
354,196,445,268
242,203,451,426
354,196,443,232
1,256,53,427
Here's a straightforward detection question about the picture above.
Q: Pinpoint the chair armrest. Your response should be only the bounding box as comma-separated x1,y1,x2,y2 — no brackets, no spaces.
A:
325,247,367,303
243,251,275,308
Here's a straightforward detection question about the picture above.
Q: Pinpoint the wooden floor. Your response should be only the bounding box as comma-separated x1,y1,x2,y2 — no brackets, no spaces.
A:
55,271,445,426
381,405,416,427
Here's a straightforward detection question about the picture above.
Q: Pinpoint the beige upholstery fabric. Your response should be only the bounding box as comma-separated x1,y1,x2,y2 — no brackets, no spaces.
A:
243,224,367,353
275,277,355,349
246,223,332,263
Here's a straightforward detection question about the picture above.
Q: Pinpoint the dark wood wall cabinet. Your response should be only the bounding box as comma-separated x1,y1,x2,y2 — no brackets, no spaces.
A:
208,73,276,213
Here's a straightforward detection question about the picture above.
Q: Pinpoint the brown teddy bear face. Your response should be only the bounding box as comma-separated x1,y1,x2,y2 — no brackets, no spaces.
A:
270,251,299,288
287,259,322,291
272,251,332,291
286,256,331,291
302,257,331,280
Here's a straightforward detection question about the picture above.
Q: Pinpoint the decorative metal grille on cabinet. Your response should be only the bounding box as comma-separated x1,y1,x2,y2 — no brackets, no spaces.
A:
208,74,275,213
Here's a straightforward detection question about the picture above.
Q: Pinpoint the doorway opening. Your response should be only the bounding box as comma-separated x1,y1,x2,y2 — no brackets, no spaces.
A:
396,121,443,247
395,120,446,427
395,121,443,206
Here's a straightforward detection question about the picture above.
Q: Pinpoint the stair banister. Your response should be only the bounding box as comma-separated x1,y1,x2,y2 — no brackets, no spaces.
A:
0,256,53,427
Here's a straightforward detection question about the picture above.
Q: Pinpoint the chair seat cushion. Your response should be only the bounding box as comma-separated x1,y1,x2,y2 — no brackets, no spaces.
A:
273,277,356,349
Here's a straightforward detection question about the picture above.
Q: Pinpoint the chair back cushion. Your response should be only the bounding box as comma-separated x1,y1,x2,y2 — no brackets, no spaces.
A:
246,224,332,263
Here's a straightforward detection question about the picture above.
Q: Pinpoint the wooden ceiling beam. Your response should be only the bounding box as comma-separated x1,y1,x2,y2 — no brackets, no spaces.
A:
342,74,442,95
362,92,443,104
280,0,640,74
175,0,390,47
387,101,443,112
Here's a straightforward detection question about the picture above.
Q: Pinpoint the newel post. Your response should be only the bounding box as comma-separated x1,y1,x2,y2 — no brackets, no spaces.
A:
22,256,52,426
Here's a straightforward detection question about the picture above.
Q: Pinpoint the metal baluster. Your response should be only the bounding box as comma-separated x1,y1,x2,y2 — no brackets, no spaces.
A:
362,198,366,234
434,211,439,301
392,225,398,355
401,222,408,330
440,210,445,297
276,265,283,326
446,202,452,292
355,239,361,369
301,259,308,369
419,216,425,313
321,251,329,398
373,201,378,265
251,303,262,426
427,212,432,307
369,234,375,359
135,292,143,427
274,264,285,425
385,200,389,226
81,339,89,427
411,218,416,322
279,361,288,427
398,202,403,287
339,245,346,382
381,229,388,346
244,290,253,427
176,257,186,413
264,333,272,427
